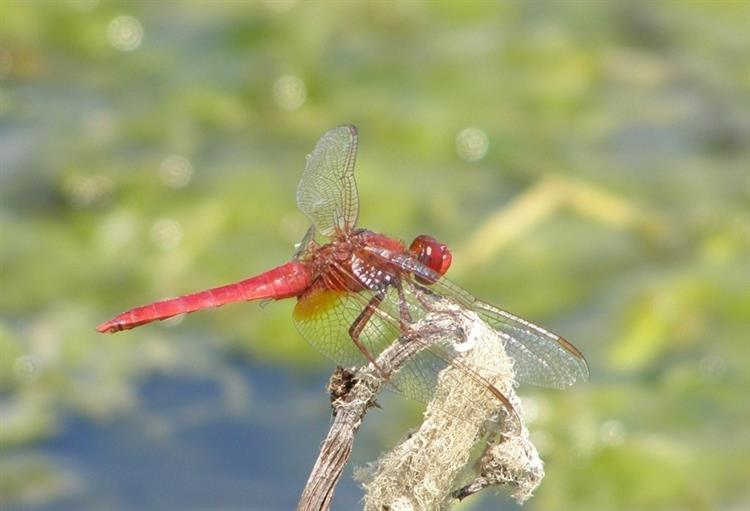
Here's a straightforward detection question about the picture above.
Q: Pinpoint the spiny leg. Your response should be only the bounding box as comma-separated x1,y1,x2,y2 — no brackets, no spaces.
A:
393,279,413,327
386,279,416,395
348,291,390,379
411,281,443,312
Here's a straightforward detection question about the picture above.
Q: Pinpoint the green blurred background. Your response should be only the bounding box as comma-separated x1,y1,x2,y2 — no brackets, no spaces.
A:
1,1,748,510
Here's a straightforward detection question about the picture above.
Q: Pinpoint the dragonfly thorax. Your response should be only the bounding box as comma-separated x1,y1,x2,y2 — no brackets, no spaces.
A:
305,229,406,292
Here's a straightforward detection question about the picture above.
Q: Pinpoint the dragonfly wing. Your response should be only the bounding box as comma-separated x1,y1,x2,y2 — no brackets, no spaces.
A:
296,125,360,237
472,301,589,388
390,279,520,424
363,246,590,389
292,282,441,405
292,284,397,368
293,272,517,421
427,277,589,389
291,280,454,409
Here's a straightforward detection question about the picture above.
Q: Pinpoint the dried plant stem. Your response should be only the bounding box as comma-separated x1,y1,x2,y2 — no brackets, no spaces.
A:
360,309,543,509
297,303,543,511
296,315,441,511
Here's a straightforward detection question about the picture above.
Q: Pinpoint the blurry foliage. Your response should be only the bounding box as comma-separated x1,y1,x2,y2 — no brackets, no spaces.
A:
1,0,748,510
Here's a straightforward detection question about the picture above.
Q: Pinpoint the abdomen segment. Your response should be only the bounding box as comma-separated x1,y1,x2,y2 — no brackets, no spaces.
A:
97,261,312,333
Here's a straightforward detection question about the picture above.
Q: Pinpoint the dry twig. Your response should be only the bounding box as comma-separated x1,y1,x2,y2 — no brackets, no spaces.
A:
297,302,543,511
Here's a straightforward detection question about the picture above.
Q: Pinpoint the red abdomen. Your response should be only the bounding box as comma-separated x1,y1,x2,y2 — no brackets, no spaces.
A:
97,261,312,333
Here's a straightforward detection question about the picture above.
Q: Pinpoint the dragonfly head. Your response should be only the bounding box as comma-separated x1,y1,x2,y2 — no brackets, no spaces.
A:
409,235,453,283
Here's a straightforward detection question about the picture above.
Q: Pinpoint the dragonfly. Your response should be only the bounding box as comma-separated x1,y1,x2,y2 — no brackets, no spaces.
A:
97,125,589,417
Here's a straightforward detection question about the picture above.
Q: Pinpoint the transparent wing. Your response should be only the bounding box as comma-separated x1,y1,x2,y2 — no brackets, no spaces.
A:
292,284,395,368
363,246,590,389
296,125,359,237
293,224,317,260
292,264,515,421
471,301,589,388
292,281,444,407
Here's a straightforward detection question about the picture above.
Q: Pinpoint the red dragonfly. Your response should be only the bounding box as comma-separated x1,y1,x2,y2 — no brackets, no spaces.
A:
98,126,588,413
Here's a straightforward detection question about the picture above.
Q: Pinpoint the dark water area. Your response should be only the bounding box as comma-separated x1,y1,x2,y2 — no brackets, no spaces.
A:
10,364,368,511
8,360,515,511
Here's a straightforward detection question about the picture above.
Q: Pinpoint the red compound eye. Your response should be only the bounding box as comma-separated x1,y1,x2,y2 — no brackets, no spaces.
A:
409,235,453,283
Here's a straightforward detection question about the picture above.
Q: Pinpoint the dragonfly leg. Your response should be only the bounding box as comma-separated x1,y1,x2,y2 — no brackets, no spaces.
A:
348,292,390,379
410,282,445,313
394,279,413,326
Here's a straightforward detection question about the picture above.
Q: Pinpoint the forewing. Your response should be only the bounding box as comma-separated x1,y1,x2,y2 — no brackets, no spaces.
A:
293,272,516,422
425,277,589,388
379,279,520,426
363,246,590,389
296,125,359,237
471,301,589,388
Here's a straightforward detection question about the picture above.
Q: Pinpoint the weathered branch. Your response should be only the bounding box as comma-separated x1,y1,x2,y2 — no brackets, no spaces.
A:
297,302,543,511
296,311,447,511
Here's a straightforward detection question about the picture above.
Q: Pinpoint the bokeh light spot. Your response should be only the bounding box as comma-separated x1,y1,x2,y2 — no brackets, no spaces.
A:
107,15,144,52
159,155,194,189
13,354,43,384
273,75,307,111
150,218,183,251
699,354,727,380
455,127,489,162
63,175,114,207
599,419,626,446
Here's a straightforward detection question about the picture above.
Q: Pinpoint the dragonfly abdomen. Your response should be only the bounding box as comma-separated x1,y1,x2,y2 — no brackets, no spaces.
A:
97,261,312,333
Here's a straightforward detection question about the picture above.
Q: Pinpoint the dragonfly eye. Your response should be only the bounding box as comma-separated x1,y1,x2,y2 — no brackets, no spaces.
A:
409,235,453,281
